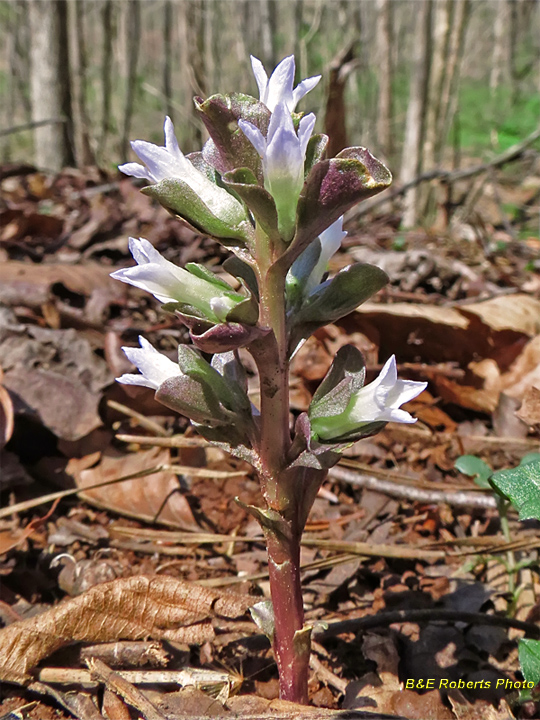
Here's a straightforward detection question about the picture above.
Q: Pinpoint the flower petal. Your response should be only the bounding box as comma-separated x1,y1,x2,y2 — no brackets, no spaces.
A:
120,336,182,390
118,162,151,181
250,55,269,99
265,55,295,111
238,120,266,157
292,75,322,107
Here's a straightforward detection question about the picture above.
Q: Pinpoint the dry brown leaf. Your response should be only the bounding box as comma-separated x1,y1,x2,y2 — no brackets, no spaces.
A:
354,294,540,368
71,447,200,530
434,359,501,413
501,334,540,400
4,368,103,441
0,575,256,683
516,385,540,425
0,367,14,448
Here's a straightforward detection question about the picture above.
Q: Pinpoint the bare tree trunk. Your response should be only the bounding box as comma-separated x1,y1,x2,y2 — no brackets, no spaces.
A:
400,0,432,228
185,0,206,148
163,0,174,122
67,0,94,166
420,0,450,217
99,0,113,163
324,43,357,158
490,0,510,92
437,0,470,163
375,0,393,160
120,0,141,162
259,0,277,70
29,0,75,170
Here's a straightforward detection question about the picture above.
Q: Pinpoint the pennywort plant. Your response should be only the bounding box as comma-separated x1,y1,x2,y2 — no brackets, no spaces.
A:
113,54,427,704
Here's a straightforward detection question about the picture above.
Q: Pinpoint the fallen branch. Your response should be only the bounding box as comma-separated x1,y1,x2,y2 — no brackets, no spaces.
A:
349,123,540,219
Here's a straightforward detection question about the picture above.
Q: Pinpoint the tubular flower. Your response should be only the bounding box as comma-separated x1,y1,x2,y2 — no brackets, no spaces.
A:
311,356,427,441
239,102,315,241
117,336,183,390
119,116,247,224
250,54,321,113
110,237,245,324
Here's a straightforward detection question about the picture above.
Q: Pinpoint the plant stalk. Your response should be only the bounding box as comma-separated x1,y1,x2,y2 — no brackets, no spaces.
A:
250,235,310,703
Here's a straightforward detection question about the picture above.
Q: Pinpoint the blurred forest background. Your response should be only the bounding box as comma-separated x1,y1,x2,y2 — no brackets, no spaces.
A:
1,0,540,227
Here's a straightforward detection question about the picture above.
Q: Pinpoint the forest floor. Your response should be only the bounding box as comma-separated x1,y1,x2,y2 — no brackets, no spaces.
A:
1,154,540,720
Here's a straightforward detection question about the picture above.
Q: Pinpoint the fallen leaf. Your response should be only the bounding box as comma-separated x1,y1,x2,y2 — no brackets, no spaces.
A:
434,359,501,413
0,575,255,683
516,385,540,425
4,368,103,441
353,294,540,368
0,367,14,448
71,447,200,531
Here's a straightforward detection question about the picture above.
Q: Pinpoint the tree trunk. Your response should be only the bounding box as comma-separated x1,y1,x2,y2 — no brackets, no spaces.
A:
323,43,357,158
99,0,113,163
120,0,141,163
400,0,432,228
29,0,75,171
437,0,470,164
163,0,175,122
490,0,510,92
67,0,94,166
420,0,450,217
375,0,393,160
185,0,206,148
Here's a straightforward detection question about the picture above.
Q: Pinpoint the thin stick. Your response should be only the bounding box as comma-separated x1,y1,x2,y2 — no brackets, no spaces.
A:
116,433,208,447
107,400,169,437
0,465,166,520
329,466,497,509
86,658,166,720
315,608,540,641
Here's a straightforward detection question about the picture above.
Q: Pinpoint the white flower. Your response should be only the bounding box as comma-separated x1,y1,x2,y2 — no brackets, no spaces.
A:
239,102,315,240
110,237,242,323
250,55,321,112
117,336,183,390
306,217,347,295
311,356,427,440
119,116,244,220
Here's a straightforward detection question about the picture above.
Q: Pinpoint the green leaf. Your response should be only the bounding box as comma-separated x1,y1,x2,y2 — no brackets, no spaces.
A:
289,263,388,354
519,638,540,686
521,453,540,466
195,93,271,182
310,345,366,420
454,455,493,488
490,460,540,520
142,178,253,247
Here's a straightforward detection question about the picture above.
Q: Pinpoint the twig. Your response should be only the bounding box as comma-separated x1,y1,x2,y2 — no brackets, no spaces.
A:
349,123,540,220
116,433,208,448
107,400,169,437
315,608,540,641
329,466,497,509
28,681,106,720
0,465,167,520
0,117,67,138
86,658,167,720
309,653,348,694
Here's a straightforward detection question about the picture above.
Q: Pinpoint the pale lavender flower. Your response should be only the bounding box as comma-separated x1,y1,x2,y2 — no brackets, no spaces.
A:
117,336,183,390
305,216,347,295
111,237,243,323
311,356,427,440
250,55,321,112
119,116,246,222
239,102,315,241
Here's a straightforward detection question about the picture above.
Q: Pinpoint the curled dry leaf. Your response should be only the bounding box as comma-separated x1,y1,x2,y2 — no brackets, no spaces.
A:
70,447,200,531
0,367,14,448
0,574,256,684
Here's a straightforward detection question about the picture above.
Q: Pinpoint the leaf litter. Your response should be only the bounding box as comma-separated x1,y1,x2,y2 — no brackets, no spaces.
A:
1,163,540,718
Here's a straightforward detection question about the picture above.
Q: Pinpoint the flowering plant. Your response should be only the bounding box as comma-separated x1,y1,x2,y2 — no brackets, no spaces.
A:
114,54,426,704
